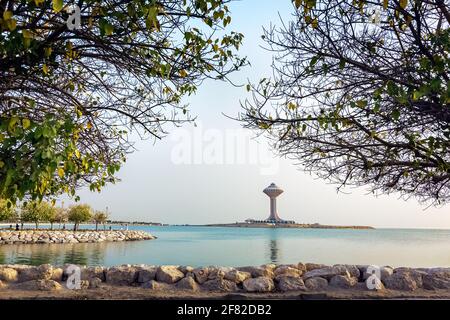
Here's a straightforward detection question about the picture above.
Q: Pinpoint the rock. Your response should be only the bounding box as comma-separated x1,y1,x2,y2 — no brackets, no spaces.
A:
274,266,302,279
105,266,138,285
360,265,394,281
176,277,199,291
329,275,358,288
383,271,421,291
303,265,349,280
0,280,7,289
0,267,19,282
178,266,194,274
137,266,157,283
305,277,328,290
243,277,274,293
224,270,251,284
51,268,64,281
193,267,210,284
19,264,53,282
297,263,307,273
237,266,274,279
16,280,62,291
80,280,90,290
207,267,226,280
202,279,237,292
82,266,106,281
305,263,328,271
89,277,103,289
156,266,184,284
333,264,360,279
141,280,172,290
423,271,450,290
276,276,307,292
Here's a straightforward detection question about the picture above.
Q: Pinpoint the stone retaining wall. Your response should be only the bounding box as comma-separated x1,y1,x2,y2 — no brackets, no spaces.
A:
0,262,449,293
0,230,155,245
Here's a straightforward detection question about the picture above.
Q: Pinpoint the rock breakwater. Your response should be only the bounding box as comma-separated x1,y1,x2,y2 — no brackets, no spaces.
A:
0,230,155,245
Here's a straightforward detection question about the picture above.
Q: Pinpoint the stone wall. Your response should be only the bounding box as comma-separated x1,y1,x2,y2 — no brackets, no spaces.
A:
0,230,155,245
0,262,449,293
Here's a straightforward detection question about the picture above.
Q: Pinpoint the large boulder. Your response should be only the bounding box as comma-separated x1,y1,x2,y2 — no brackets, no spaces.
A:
156,266,184,284
303,265,350,280
178,266,194,274
382,270,422,291
137,266,157,283
333,265,360,279
82,266,106,281
305,263,328,271
176,277,200,291
193,267,210,284
0,267,18,282
141,280,172,290
329,275,358,289
51,268,64,281
243,277,274,293
89,277,103,289
105,266,138,285
305,277,328,291
237,266,274,279
297,263,307,273
16,279,62,291
19,264,53,282
207,267,227,280
202,279,237,292
274,266,302,279
224,269,251,284
276,276,307,292
422,270,450,290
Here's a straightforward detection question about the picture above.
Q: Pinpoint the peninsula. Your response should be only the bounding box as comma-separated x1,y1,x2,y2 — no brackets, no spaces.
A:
202,222,374,230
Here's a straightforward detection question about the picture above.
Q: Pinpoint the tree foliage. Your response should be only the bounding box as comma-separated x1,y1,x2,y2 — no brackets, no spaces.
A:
92,209,108,230
241,0,450,204
0,0,245,202
0,198,16,221
21,200,56,228
68,203,92,230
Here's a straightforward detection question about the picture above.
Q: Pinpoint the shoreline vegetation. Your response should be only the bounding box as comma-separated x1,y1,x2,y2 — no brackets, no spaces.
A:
0,263,449,300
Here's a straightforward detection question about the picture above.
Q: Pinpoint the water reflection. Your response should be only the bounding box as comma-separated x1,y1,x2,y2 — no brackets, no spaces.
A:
0,242,107,266
266,228,281,264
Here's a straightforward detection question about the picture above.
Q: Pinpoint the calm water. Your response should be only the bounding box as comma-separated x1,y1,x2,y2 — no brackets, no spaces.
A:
1,225,450,267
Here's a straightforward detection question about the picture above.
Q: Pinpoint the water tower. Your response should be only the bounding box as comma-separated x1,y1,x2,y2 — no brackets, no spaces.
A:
263,183,284,222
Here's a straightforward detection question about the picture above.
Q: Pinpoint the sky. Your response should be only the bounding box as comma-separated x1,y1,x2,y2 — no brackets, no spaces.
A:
62,0,450,229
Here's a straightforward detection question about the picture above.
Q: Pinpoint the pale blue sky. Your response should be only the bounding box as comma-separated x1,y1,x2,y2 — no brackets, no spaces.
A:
62,0,449,229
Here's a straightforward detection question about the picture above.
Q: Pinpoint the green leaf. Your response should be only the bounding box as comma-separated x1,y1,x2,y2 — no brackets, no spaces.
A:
104,23,114,36
52,0,63,13
356,100,368,108
392,109,400,120
22,118,31,129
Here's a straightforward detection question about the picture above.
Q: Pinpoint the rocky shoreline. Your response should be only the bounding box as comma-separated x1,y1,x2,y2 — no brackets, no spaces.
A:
0,262,449,299
0,230,155,245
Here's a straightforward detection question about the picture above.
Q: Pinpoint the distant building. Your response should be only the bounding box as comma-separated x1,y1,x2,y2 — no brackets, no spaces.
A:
246,183,296,225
